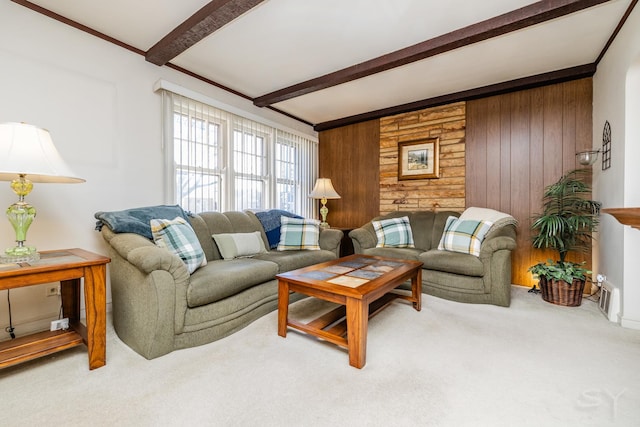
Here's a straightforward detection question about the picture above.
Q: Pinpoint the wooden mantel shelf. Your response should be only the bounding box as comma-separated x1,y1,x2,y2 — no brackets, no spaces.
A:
602,208,640,230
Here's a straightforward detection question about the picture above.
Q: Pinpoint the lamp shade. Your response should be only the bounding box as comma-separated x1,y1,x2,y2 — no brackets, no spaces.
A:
309,178,340,199
0,122,85,183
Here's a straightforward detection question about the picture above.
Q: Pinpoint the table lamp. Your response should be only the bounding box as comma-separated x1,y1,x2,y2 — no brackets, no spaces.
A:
0,122,85,263
309,178,341,228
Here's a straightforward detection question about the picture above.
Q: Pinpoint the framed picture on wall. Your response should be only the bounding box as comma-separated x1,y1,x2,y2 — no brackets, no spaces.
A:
398,137,440,180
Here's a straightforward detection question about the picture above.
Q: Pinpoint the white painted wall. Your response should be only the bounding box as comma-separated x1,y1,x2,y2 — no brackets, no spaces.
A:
592,5,640,328
0,2,316,339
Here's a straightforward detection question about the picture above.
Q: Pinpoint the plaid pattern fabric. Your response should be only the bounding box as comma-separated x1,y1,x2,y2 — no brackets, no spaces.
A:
373,216,415,248
277,217,321,251
254,209,303,249
151,217,206,273
437,216,493,257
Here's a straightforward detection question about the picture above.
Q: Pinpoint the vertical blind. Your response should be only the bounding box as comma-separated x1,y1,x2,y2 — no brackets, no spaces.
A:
161,90,318,217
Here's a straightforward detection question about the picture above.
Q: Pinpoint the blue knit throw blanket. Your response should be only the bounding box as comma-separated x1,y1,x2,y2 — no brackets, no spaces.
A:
94,205,190,240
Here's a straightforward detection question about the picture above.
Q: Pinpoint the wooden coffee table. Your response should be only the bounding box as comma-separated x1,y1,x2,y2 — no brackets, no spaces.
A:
276,254,423,368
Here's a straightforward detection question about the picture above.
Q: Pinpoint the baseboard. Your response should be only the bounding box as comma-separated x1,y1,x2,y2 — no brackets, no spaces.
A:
620,316,640,330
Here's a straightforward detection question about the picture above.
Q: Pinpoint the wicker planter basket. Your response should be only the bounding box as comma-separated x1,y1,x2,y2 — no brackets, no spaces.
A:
538,276,585,307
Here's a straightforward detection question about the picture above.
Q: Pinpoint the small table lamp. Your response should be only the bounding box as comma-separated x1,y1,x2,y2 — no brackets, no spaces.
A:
0,122,85,263
309,178,341,228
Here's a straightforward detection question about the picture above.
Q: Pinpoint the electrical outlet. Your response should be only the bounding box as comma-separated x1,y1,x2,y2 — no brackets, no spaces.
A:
50,318,69,331
46,285,60,297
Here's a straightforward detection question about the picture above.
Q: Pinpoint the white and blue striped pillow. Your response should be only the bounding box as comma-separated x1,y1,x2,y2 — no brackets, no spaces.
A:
372,216,415,248
438,216,493,257
277,217,321,251
151,217,206,273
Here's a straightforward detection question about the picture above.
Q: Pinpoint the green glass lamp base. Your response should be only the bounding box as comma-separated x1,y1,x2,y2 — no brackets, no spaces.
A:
319,198,330,229
2,175,39,263
1,246,40,263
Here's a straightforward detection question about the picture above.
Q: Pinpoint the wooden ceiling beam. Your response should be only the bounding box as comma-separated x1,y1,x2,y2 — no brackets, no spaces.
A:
146,0,265,66
313,63,597,132
254,0,610,108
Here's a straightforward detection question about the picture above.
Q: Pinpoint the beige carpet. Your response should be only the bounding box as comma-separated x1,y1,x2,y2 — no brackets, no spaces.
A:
0,286,638,427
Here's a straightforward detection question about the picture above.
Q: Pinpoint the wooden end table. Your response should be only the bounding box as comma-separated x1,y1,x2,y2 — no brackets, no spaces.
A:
0,248,110,370
277,254,422,369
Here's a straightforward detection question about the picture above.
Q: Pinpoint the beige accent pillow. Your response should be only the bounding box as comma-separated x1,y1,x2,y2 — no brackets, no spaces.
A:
212,231,267,260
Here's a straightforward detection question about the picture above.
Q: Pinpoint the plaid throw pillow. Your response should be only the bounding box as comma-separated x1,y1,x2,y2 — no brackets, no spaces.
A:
277,217,321,251
151,217,206,273
372,216,415,248
438,216,493,257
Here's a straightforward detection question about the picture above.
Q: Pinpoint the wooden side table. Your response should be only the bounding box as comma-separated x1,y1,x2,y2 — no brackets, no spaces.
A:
0,248,110,370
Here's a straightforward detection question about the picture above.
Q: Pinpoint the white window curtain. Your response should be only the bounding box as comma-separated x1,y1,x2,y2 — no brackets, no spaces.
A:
276,129,317,216
160,89,318,218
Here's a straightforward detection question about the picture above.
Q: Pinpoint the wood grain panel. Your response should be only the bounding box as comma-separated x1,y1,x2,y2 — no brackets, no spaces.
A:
466,78,593,287
485,97,502,210
466,98,487,206
511,91,532,287
529,87,545,283
543,84,564,187
499,94,512,214
318,119,380,228
575,79,593,154
563,81,578,172
378,103,466,215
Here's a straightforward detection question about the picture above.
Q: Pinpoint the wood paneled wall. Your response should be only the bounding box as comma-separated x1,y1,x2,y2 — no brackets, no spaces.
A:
318,119,380,228
466,78,593,287
379,102,466,214
318,78,593,289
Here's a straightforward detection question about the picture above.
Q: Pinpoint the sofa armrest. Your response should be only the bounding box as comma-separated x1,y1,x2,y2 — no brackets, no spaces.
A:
349,227,377,253
319,228,343,256
106,229,189,278
101,227,191,358
479,236,516,256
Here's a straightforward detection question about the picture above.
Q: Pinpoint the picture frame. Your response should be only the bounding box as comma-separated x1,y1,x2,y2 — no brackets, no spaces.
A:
398,137,440,180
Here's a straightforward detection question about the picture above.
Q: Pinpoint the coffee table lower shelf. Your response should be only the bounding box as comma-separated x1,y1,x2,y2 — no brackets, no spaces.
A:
286,293,405,349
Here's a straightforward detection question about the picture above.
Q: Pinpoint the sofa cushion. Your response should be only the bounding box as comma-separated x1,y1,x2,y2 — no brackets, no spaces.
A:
372,216,415,248
187,259,279,307
437,216,492,257
420,249,484,277
150,217,206,274
253,249,337,273
212,231,267,260
197,211,270,261
277,217,321,250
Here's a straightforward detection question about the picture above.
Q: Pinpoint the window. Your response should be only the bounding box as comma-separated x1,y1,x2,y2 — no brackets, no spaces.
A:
173,111,222,212
161,90,317,217
233,124,268,211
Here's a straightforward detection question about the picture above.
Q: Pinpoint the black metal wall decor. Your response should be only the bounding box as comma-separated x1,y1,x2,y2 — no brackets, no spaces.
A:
602,120,611,170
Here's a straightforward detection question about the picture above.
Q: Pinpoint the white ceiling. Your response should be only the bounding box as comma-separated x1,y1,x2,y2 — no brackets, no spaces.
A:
22,0,635,128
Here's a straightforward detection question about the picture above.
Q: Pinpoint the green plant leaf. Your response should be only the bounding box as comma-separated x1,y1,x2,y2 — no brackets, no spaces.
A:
530,168,601,263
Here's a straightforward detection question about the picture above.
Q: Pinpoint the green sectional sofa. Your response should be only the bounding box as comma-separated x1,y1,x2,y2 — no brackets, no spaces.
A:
349,210,516,307
98,209,342,359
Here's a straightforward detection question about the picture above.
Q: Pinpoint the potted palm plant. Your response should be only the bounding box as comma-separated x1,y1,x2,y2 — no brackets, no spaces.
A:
528,169,601,306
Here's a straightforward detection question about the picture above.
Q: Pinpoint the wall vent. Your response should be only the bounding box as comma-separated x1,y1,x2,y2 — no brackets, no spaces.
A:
598,281,620,322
